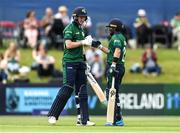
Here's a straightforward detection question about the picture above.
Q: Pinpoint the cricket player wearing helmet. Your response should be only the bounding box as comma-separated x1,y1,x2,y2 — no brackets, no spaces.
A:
48,7,95,126
92,18,126,126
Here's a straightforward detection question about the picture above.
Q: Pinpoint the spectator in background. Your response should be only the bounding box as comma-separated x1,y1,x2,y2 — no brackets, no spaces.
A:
41,7,54,36
4,42,20,73
50,6,68,49
54,5,70,27
91,52,104,86
141,47,161,76
170,12,180,51
86,47,103,66
134,9,151,48
0,53,8,84
41,7,55,48
31,41,42,70
35,42,55,77
23,10,39,48
14,66,30,83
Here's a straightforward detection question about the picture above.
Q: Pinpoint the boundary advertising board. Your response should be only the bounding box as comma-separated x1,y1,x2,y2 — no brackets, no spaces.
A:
0,83,179,115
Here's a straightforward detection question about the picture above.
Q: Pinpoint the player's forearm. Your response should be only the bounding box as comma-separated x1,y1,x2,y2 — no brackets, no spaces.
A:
65,40,82,49
100,46,109,54
112,48,121,65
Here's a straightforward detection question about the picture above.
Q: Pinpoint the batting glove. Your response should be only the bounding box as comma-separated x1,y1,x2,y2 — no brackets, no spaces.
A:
92,40,103,49
109,64,119,77
81,35,93,46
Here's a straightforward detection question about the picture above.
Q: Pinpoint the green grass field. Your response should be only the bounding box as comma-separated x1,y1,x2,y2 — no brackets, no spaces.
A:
0,116,180,132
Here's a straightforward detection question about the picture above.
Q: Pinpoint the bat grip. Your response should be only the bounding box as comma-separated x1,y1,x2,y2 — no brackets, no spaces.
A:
111,77,115,88
83,54,86,61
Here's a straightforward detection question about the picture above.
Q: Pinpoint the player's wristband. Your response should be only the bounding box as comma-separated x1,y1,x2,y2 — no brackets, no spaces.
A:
113,57,119,63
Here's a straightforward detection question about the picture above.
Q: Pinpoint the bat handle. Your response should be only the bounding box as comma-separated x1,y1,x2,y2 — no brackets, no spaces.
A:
111,77,115,89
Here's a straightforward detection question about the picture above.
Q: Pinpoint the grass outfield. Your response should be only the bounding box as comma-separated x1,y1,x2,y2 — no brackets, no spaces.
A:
0,116,180,132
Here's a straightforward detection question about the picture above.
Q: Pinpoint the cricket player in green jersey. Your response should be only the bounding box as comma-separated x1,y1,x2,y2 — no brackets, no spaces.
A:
48,7,95,126
92,18,126,126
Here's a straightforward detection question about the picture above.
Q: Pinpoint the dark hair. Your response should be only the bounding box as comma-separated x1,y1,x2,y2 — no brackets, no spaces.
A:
0,53,4,60
36,43,40,51
176,12,180,16
26,10,34,18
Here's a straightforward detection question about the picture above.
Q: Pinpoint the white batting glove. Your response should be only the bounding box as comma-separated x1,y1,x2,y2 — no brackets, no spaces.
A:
81,35,93,46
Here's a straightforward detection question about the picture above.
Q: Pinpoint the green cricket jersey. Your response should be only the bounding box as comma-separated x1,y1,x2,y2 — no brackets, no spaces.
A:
107,33,126,64
63,21,85,62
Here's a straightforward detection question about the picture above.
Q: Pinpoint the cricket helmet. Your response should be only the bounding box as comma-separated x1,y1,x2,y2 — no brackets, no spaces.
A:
72,7,87,20
106,18,125,33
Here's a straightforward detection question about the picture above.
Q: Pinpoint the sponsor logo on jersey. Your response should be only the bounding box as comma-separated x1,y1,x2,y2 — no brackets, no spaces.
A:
67,67,73,69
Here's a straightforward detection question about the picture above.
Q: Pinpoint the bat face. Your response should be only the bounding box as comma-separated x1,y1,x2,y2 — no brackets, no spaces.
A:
106,77,116,124
109,89,116,99
87,72,96,83
87,71,106,103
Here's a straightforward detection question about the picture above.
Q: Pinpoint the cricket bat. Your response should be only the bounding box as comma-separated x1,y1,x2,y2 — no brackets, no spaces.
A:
106,77,116,124
86,71,106,103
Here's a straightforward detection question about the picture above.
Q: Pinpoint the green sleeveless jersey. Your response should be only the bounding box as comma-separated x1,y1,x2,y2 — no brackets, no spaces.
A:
107,33,126,64
63,21,85,62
